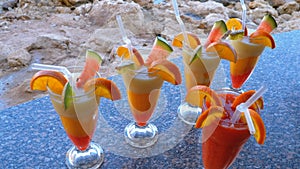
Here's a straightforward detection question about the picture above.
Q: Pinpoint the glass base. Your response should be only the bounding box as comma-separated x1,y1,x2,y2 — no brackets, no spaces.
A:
177,102,202,125
66,142,104,169
124,122,158,148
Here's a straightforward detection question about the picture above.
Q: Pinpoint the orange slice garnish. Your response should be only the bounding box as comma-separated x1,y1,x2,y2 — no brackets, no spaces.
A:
226,18,248,36
195,106,224,128
240,109,266,144
172,32,201,49
206,41,237,63
116,46,145,66
232,90,264,110
185,85,222,107
83,78,121,101
249,30,275,49
148,59,182,85
30,70,68,94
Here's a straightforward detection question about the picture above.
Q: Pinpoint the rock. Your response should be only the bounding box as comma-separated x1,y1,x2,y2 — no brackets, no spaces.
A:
30,33,70,50
0,42,13,63
277,1,300,15
266,0,285,8
7,49,31,67
2,0,18,10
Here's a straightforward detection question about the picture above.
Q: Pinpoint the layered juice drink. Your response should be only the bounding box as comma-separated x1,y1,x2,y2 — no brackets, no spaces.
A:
182,47,220,90
230,37,265,89
48,87,99,151
122,66,164,126
201,89,257,169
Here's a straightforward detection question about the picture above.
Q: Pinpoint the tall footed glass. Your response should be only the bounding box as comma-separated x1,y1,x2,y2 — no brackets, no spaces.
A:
48,67,104,169
121,66,164,148
230,37,265,91
178,46,221,125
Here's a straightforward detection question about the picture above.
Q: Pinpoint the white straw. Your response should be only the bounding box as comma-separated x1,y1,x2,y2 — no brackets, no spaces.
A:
31,63,72,77
240,0,247,31
116,15,133,60
231,86,267,134
172,0,190,48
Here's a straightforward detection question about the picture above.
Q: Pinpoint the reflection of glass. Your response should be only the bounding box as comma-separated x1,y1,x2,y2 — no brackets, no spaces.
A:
201,89,259,169
121,66,164,148
178,46,220,125
48,67,104,168
230,37,265,90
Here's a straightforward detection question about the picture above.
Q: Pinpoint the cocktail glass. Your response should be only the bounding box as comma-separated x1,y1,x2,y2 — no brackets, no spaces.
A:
121,65,164,148
48,67,104,169
201,88,259,169
229,37,265,90
178,45,221,125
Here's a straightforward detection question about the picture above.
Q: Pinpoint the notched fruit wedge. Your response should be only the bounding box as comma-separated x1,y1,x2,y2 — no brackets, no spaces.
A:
240,109,266,144
204,20,228,48
145,36,174,66
195,106,224,128
206,41,237,63
30,70,68,94
249,30,275,49
76,49,103,88
172,32,201,49
185,85,222,107
116,45,144,66
83,78,121,101
63,82,74,110
148,59,182,85
231,90,264,110
257,14,277,33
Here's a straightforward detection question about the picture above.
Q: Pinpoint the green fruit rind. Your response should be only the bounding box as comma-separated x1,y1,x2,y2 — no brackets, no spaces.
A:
86,49,103,63
63,82,74,110
115,61,136,74
204,20,228,48
154,36,173,53
189,45,202,65
257,14,277,33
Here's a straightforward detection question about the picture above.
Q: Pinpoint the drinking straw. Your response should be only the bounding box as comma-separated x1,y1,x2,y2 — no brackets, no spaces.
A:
116,15,133,60
240,0,247,31
31,63,72,77
172,0,190,48
231,86,267,134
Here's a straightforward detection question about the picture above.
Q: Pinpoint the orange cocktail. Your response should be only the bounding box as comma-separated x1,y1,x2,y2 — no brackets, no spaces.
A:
122,66,164,126
48,87,99,151
230,37,265,89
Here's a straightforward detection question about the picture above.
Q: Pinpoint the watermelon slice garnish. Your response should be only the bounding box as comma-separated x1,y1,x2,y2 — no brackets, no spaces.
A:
145,36,173,66
257,14,277,33
76,49,103,88
204,20,228,48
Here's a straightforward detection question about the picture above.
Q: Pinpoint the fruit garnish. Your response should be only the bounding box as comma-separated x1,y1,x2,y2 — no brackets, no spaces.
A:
189,45,203,65
172,32,201,49
257,14,277,33
148,59,182,85
30,70,68,94
145,36,173,66
116,46,144,66
63,82,74,110
226,18,248,36
195,106,224,128
185,85,222,107
228,30,244,40
204,20,228,48
249,30,275,49
231,90,264,110
76,49,103,88
115,61,136,74
83,78,121,101
240,109,266,144
206,41,237,63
